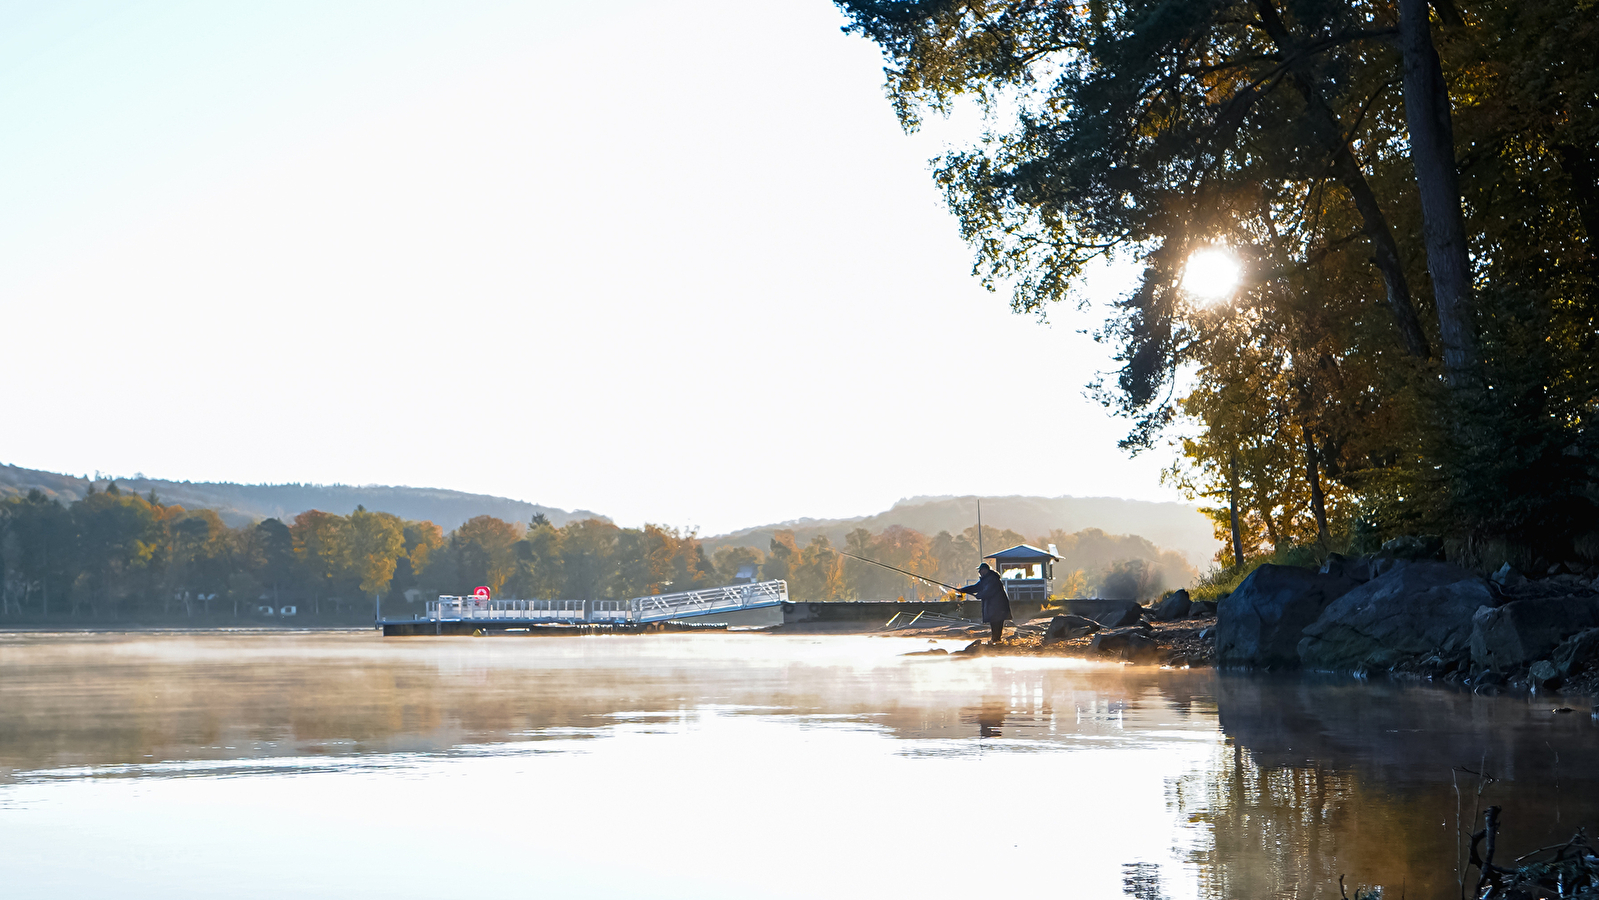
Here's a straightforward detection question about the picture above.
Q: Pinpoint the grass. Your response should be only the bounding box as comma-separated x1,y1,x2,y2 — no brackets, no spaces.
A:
1188,543,1328,602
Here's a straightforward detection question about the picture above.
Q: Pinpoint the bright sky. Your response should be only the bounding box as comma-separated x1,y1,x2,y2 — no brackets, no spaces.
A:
1,0,1187,535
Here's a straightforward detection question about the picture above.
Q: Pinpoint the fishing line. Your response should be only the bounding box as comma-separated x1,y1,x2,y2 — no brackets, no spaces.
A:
826,547,964,594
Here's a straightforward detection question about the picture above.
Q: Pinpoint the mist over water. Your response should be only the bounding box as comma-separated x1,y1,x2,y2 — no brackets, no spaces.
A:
1,633,1595,899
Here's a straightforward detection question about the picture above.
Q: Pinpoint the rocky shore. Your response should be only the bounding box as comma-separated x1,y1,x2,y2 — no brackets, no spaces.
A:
891,546,1599,697
1214,547,1599,696
891,600,1220,667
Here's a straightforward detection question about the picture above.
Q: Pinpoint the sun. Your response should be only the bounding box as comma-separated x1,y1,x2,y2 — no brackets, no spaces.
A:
1182,247,1242,301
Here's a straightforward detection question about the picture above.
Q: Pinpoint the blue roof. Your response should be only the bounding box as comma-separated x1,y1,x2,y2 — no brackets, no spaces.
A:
984,544,1059,562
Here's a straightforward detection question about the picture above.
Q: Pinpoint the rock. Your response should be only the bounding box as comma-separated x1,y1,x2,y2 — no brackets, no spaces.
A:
1298,561,1489,672
1491,563,1527,587
903,647,948,656
1060,598,1144,629
951,640,985,657
1091,628,1162,663
1319,553,1375,583
1473,670,1507,688
1528,659,1561,687
1043,615,1101,644
1150,590,1192,622
1188,600,1218,618
1551,627,1599,677
1380,535,1444,561
1357,647,1405,673
1215,565,1359,667
1470,596,1599,671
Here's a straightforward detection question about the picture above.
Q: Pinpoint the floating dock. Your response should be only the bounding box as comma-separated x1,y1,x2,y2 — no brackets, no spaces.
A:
380,580,790,635
378,580,1049,636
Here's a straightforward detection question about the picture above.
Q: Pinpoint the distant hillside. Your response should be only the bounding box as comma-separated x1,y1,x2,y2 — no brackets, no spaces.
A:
703,494,1220,567
0,464,606,531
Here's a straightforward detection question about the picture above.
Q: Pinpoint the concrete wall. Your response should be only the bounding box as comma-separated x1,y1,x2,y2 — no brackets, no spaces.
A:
781,600,1049,624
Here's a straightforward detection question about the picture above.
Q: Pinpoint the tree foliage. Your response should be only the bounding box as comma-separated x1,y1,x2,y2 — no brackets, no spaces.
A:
838,0,1599,563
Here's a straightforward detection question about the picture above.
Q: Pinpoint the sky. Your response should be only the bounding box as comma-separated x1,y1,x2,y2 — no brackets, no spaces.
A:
1,0,1193,535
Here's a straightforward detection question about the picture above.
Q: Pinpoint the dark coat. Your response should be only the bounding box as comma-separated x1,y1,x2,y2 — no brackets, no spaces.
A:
957,570,1012,624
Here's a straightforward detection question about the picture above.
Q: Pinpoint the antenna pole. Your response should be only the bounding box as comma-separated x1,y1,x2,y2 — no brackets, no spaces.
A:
977,498,983,564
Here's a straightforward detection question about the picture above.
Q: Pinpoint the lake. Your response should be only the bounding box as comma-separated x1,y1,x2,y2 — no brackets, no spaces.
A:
1,631,1595,899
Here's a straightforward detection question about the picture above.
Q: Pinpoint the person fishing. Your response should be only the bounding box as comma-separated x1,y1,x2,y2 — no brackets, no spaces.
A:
956,562,1011,644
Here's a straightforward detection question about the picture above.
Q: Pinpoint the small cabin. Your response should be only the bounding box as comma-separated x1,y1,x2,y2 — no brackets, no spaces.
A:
984,544,1061,603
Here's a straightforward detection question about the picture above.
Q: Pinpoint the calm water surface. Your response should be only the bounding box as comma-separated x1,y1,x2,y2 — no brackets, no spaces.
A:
1,631,1596,899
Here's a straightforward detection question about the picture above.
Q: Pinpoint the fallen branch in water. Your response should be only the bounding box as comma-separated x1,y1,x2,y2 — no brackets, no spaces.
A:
1468,808,1599,899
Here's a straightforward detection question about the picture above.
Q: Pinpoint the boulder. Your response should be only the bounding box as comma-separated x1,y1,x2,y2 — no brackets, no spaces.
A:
1215,565,1359,668
1188,600,1218,618
1319,553,1375,583
1091,628,1162,663
1528,659,1561,687
1551,627,1599,677
1490,562,1527,588
1150,590,1192,622
1470,596,1599,671
1043,614,1101,644
1297,561,1489,672
1060,598,1144,629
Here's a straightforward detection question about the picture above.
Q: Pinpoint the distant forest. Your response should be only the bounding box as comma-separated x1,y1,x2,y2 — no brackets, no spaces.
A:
0,482,1194,622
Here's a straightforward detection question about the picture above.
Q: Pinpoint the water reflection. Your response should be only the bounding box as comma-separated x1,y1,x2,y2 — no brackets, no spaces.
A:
0,632,1213,774
1180,674,1599,899
0,633,1594,900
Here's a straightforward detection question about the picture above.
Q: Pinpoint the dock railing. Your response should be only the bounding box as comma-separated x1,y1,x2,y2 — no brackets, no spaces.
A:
427,597,584,621
631,580,788,623
423,581,788,624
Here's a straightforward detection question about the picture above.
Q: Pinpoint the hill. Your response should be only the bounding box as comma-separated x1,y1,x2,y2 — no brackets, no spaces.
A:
0,464,605,531
0,466,1217,567
701,494,1220,567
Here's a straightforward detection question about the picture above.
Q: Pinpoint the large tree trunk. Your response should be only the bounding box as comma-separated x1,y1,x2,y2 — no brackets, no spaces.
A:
1253,0,1432,360
1398,0,1479,389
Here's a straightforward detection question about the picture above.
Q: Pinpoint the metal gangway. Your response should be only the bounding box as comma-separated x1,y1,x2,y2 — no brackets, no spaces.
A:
424,580,788,625
631,580,787,624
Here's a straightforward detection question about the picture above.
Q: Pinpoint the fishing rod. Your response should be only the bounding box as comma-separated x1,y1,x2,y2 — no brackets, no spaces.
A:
828,547,965,594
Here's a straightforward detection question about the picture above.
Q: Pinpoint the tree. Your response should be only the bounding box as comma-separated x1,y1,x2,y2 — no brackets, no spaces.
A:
762,531,799,584
402,520,444,581
521,518,565,599
560,519,619,601
790,535,844,601
838,0,1599,556
451,515,520,596
1398,0,1477,389
72,484,161,616
929,529,978,586
5,491,74,616
253,518,295,603
712,545,763,584
843,525,937,600
169,509,232,615
345,506,406,597
291,510,346,610
1099,559,1164,602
